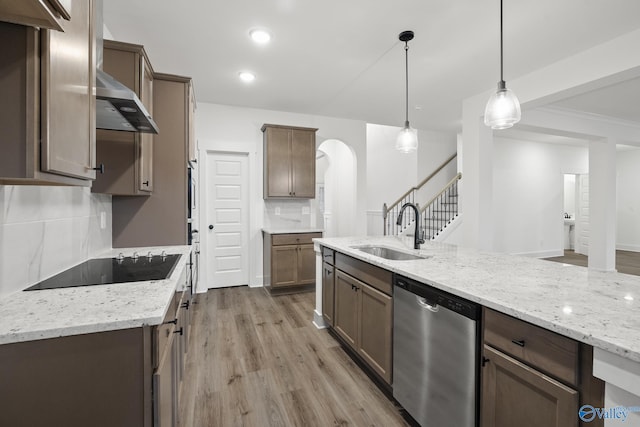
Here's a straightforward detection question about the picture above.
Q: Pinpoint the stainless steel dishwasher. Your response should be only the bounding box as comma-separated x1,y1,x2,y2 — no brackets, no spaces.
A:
393,275,480,427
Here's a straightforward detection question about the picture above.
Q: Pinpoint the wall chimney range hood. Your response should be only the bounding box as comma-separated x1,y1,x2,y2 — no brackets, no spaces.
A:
95,0,158,134
95,70,159,133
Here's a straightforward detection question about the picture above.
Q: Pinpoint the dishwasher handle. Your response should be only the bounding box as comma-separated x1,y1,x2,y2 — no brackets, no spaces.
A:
416,296,439,312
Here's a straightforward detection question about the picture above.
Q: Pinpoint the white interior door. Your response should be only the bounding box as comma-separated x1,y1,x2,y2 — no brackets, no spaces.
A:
206,152,249,288
575,174,590,256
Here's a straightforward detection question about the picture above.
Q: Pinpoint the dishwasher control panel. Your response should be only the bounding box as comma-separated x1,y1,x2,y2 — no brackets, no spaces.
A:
395,275,480,320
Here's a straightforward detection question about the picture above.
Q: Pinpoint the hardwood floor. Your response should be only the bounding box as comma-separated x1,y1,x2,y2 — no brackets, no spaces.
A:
545,250,640,276
178,286,407,427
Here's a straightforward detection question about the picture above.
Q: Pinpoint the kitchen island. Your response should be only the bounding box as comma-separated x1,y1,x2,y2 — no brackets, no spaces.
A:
314,236,640,427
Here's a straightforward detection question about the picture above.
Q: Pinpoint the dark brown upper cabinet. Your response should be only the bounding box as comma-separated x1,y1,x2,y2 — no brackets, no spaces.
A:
262,124,317,199
92,40,154,196
0,0,96,186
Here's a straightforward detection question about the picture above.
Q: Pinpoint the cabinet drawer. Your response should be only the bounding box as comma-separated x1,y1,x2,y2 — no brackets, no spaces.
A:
483,308,579,386
322,246,335,265
272,232,321,246
335,252,392,296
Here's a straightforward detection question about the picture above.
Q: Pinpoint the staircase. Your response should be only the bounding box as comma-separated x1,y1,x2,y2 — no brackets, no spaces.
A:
383,153,461,241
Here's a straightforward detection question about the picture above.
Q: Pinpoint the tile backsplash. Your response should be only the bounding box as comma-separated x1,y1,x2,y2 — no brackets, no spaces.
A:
263,199,315,230
0,186,112,297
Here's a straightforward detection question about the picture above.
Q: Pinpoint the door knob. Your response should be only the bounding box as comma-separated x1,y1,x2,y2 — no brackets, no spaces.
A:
209,225,214,230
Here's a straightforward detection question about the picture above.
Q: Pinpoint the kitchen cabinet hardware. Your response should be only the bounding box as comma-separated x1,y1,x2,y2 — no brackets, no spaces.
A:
142,180,149,186
164,318,178,325
512,339,526,347
191,229,199,234
174,327,184,336
209,225,214,230
182,301,190,310
93,163,105,174
482,357,491,367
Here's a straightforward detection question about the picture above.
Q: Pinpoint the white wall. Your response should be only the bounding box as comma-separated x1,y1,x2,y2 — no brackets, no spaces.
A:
492,138,588,256
365,124,457,236
617,148,640,252
563,174,576,216
461,28,640,251
196,102,367,288
0,186,112,297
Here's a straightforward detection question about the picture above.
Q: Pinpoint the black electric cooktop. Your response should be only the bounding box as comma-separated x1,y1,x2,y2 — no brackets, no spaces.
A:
25,254,181,291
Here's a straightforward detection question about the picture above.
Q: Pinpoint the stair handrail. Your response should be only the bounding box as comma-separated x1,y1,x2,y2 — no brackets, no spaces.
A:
420,172,462,216
385,153,457,212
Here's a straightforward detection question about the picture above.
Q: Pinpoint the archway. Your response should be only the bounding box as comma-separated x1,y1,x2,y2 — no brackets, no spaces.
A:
316,139,357,238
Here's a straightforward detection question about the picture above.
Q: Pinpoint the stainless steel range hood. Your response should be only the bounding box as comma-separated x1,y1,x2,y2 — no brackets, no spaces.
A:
95,0,158,134
95,70,159,133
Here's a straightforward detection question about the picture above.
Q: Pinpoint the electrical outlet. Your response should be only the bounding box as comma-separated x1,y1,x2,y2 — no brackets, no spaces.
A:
100,212,106,229
275,206,281,216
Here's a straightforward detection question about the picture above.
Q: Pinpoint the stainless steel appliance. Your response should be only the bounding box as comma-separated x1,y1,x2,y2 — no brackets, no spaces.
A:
393,275,480,427
94,0,158,134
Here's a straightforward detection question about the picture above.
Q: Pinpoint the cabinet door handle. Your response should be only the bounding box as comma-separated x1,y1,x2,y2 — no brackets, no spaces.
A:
92,163,105,174
164,318,177,325
143,181,150,186
482,357,490,367
511,339,526,347
182,301,190,310
174,327,184,336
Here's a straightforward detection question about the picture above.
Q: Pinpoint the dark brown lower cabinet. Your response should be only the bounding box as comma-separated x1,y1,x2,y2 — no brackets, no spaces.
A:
0,272,192,427
481,345,579,427
481,308,604,427
154,329,178,427
333,268,393,384
263,232,322,293
334,270,360,348
0,327,153,427
321,261,335,326
357,282,392,382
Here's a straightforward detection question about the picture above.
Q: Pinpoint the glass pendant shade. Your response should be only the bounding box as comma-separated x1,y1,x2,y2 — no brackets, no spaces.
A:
395,122,418,153
484,81,521,130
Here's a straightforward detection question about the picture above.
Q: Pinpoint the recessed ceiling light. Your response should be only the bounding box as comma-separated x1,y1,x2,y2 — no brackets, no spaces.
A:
238,71,256,83
250,29,271,44
624,295,634,301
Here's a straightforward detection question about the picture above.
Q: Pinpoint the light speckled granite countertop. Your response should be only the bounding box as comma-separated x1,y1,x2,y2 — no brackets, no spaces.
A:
315,236,640,363
0,245,191,345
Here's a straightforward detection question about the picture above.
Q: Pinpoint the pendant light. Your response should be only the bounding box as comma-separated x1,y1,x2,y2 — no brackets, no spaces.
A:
396,30,418,153
484,0,521,130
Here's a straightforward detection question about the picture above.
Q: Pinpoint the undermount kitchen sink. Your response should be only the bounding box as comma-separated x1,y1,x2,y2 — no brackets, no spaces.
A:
353,246,430,261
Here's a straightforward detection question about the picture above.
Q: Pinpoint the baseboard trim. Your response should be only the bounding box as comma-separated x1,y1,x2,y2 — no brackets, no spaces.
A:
313,310,327,329
616,244,640,253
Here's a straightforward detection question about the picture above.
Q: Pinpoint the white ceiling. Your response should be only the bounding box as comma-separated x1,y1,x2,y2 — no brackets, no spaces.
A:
103,0,640,132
